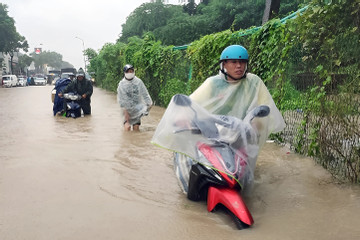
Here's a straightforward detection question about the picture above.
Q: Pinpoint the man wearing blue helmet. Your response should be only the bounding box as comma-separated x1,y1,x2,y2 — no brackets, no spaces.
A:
219,44,249,81
190,45,285,147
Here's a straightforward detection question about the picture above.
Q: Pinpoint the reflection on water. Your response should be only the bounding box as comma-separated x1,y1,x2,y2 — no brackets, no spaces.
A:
0,86,360,240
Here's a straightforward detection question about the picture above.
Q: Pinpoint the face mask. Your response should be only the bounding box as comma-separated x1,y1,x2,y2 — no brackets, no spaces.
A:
125,72,135,80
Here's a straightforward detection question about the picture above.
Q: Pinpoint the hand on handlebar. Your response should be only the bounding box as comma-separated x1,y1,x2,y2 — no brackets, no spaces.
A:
146,104,152,112
123,109,130,122
173,119,201,134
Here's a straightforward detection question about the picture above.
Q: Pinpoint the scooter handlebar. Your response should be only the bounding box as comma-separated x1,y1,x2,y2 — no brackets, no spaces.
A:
63,93,82,101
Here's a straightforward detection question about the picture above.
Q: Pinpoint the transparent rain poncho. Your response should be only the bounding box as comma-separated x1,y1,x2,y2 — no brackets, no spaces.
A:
151,73,285,192
189,73,285,143
117,76,153,125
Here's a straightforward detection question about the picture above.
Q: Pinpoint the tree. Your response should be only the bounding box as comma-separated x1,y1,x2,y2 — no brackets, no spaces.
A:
30,50,65,73
118,2,182,43
118,0,306,46
84,48,98,62
183,0,197,15
262,0,281,24
0,3,28,74
16,54,33,75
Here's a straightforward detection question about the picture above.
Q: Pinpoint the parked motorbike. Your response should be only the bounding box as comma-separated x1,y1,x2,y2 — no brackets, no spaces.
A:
152,94,270,229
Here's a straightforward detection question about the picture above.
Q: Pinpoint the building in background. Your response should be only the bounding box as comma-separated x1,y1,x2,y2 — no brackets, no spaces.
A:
0,52,19,77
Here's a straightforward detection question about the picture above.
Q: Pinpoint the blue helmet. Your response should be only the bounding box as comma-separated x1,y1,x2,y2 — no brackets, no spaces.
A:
220,45,249,62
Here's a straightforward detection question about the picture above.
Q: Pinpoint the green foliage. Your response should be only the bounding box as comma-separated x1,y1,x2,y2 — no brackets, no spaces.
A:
30,51,64,70
294,0,360,75
183,0,197,15
154,14,210,46
186,30,243,92
279,0,308,17
119,0,304,46
159,78,188,106
200,0,264,30
118,2,183,43
16,54,33,72
84,48,98,62
90,33,189,106
89,42,125,92
0,3,28,54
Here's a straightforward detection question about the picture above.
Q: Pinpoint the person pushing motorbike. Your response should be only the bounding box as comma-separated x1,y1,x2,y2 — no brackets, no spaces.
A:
153,44,286,193
117,64,153,131
152,45,286,228
58,68,93,115
189,44,285,147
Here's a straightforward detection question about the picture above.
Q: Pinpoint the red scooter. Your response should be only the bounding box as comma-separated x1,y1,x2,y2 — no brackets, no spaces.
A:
153,94,270,229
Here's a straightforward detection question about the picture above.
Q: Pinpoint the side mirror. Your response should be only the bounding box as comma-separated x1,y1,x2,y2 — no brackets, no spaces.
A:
173,94,192,107
253,105,270,118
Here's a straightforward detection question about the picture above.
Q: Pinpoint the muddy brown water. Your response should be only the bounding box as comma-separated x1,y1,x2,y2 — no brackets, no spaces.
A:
0,85,359,240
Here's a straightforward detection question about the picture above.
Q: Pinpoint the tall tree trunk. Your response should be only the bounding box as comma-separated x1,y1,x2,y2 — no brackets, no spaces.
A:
9,53,14,75
262,0,281,24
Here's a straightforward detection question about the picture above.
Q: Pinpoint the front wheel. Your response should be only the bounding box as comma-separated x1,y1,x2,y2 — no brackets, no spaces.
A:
228,209,250,230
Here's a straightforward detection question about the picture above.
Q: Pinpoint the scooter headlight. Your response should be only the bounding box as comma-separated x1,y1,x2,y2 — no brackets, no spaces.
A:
196,149,223,181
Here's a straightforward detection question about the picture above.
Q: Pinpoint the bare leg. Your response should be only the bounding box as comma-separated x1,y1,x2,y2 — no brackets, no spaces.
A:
133,125,140,131
124,122,131,131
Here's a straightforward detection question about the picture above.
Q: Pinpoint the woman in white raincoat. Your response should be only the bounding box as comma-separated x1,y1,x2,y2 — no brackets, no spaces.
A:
152,45,285,192
117,64,153,131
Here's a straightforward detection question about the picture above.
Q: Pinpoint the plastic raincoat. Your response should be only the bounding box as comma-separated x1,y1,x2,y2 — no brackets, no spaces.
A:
152,72,285,191
52,78,71,116
117,76,153,125
189,72,285,146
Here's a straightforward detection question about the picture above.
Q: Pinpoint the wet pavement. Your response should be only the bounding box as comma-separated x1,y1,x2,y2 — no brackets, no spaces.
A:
1,85,360,240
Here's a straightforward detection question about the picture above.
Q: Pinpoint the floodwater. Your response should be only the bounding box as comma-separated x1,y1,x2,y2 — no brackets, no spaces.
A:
1,85,360,240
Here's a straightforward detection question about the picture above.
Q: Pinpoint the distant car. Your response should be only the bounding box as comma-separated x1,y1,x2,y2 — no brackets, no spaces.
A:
60,73,75,80
34,77,46,86
2,75,18,87
18,77,27,87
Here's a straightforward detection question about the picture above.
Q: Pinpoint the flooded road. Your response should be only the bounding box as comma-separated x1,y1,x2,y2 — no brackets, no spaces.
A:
1,85,360,240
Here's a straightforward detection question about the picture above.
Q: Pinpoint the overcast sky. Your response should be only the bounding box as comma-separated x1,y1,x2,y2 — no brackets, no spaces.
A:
2,0,151,70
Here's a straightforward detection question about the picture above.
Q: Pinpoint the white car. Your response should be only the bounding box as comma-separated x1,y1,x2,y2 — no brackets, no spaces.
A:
34,77,46,86
18,77,27,87
2,75,18,87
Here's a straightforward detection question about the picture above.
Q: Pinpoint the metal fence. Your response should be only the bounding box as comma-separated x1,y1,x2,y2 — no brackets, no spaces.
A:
278,75,360,183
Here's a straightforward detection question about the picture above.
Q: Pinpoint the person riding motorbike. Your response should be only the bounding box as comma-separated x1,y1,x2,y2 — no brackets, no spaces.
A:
58,68,93,115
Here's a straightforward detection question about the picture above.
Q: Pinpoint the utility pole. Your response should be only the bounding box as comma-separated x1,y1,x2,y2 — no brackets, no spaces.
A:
75,36,87,72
